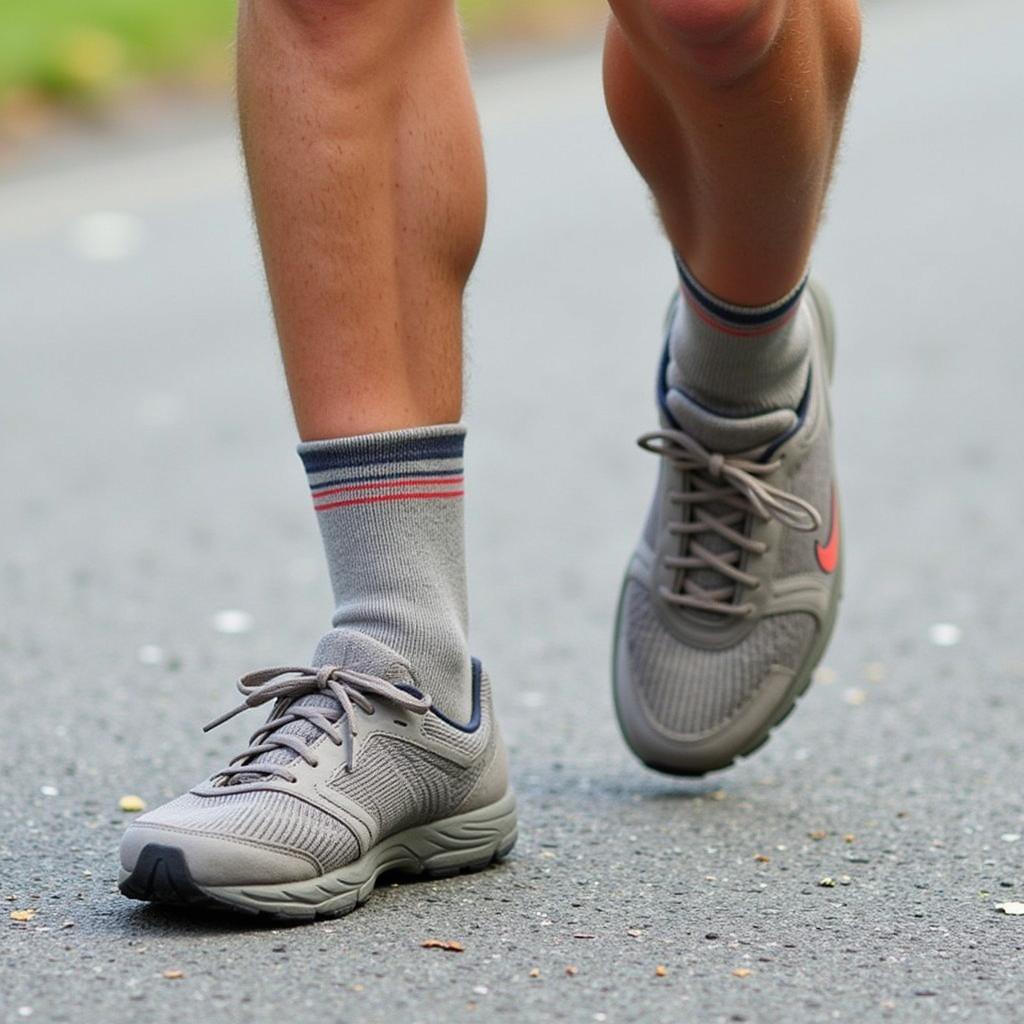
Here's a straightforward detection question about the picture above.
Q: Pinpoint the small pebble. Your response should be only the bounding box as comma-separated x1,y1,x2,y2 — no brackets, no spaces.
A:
995,902,1024,915
212,609,254,635
137,645,164,666
928,623,961,647
864,661,887,683
68,211,144,263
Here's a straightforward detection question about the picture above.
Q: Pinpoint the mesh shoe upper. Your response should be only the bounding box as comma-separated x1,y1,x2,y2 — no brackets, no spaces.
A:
120,630,505,885
622,580,817,736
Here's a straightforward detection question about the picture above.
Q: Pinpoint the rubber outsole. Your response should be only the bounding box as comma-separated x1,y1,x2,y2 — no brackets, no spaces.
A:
119,792,517,921
119,844,228,912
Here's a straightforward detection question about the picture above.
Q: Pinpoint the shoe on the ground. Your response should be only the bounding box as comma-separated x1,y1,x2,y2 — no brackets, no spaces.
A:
613,281,842,776
119,629,516,919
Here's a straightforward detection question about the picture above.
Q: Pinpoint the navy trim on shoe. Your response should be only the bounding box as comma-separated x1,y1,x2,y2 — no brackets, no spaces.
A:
427,658,483,732
761,366,812,462
411,658,483,733
656,334,680,429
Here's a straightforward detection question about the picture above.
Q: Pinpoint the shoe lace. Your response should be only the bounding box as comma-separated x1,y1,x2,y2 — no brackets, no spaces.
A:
202,665,432,781
638,427,822,618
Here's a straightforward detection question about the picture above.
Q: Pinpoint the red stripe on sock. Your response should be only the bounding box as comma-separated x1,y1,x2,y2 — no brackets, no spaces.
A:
681,286,801,338
313,489,465,512
311,475,463,499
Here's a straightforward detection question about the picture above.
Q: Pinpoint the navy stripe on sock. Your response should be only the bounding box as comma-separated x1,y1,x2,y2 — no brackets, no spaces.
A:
309,467,463,492
300,434,464,475
674,253,806,328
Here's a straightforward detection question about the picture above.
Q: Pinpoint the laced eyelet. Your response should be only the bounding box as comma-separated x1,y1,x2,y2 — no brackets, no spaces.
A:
204,663,432,784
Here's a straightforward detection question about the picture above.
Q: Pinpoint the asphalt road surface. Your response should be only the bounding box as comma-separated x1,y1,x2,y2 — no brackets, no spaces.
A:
2,1,1023,1021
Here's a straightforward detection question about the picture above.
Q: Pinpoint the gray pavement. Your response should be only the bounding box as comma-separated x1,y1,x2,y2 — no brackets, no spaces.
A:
2,0,1024,1020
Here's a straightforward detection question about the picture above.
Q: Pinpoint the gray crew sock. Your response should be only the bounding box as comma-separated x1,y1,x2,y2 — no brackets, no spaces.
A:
297,424,471,722
667,254,812,415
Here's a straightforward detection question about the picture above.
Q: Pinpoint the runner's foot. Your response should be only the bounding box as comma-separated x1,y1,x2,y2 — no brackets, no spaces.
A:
119,629,516,918
613,281,841,775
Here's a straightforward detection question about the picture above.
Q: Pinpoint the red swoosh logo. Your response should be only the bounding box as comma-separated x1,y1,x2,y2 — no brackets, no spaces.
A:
815,488,840,575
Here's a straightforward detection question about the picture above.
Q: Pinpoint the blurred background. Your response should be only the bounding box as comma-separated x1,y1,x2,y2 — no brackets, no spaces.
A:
2,2,1024,1023
0,0,601,146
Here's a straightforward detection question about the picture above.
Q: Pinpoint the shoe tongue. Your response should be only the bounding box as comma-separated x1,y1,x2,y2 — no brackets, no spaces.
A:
664,387,797,455
311,629,415,680
228,630,414,785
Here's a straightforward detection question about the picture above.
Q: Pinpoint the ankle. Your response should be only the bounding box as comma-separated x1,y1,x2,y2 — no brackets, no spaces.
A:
298,424,473,722
667,254,811,415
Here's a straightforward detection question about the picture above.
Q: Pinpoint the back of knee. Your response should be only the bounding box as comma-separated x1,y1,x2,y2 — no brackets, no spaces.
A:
258,0,378,32
251,0,449,65
645,0,785,82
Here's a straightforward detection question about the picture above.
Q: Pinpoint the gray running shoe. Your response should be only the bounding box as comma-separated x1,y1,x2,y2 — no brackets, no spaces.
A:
613,282,841,775
119,630,516,919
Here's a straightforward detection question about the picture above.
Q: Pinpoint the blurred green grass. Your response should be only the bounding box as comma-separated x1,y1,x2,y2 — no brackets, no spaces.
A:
0,0,600,108
1,1,235,102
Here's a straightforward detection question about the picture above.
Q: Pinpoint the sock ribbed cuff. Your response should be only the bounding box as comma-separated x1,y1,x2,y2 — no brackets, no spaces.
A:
674,252,808,337
299,425,465,510
668,254,812,415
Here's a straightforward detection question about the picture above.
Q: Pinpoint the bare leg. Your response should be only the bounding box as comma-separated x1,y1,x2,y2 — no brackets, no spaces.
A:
117,3,510,916
604,0,862,304
237,0,483,440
